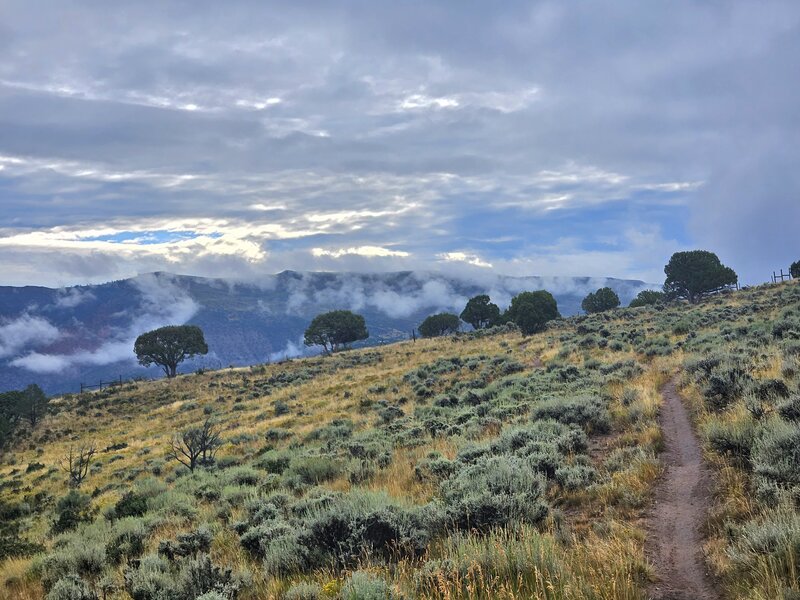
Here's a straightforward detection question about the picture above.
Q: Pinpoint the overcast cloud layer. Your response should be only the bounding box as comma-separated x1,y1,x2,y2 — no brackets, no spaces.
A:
1,1,798,287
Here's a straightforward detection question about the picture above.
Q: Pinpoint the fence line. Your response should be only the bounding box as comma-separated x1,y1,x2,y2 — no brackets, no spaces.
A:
772,269,792,283
79,375,125,393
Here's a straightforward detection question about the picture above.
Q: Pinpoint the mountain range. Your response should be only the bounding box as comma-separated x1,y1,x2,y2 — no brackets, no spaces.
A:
0,271,652,394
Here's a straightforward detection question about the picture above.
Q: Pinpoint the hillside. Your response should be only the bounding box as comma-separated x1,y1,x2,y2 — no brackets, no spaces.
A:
0,271,651,394
1,281,798,600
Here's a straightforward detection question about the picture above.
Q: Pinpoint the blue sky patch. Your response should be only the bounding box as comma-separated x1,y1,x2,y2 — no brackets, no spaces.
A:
83,230,221,245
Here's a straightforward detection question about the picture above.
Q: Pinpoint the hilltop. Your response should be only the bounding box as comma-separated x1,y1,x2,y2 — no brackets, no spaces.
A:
0,281,798,600
0,271,651,394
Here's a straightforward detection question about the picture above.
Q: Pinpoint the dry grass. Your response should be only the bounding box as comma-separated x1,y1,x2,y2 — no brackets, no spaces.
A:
0,321,664,599
0,557,43,600
6,283,796,599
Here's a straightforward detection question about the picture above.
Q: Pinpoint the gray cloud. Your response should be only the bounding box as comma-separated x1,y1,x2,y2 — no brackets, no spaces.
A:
0,1,797,286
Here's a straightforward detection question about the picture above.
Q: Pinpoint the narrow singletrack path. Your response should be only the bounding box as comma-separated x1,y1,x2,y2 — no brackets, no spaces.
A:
646,379,720,600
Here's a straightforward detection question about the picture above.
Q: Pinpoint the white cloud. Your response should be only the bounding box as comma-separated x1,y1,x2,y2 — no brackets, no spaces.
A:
55,287,95,308
280,272,469,319
0,315,61,358
236,97,282,110
10,352,71,373
268,336,307,362
437,252,493,268
9,273,200,374
311,246,409,259
399,94,460,110
367,279,465,318
249,203,287,211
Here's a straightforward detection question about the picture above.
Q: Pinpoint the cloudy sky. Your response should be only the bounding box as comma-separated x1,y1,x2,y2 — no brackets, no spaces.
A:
1,1,798,287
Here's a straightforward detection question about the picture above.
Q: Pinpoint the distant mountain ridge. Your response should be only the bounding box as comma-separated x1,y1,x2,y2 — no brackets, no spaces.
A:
0,270,652,394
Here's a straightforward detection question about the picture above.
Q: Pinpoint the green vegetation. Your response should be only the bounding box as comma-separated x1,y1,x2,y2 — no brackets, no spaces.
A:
1,274,799,600
628,290,664,308
503,290,561,334
418,313,461,338
303,310,369,354
676,281,800,599
459,295,501,330
134,325,209,378
791,260,800,279
581,287,620,314
663,250,737,303
0,384,49,449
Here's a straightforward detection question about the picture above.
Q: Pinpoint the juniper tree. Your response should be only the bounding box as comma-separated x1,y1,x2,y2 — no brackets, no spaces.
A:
663,250,737,304
460,294,500,330
134,325,209,378
303,310,368,354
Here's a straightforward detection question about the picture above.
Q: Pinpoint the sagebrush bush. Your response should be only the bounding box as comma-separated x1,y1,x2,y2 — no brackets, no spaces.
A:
107,516,153,564
340,571,395,600
283,581,322,600
133,477,168,499
441,455,548,531
704,418,757,468
125,553,242,600
730,509,800,561
158,524,213,560
36,534,107,592
753,379,791,401
52,490,94,534
621,388,640,407
110,491,148,520
498,420,588,455
46,574,96,600
555,461,598,491
256,450,292,474
412,525,574,598
286,456,343,488
223,466,261,487
299,491,439,567
414,453,457,483
260,535,309,577
704,365,753,411
124,553,175,600
196,593,228,600
752,420,800,487
529,396,611,433
147,490,197,520
727,504,800,597
239,490,441,574
639,335,673,357
777,395,800,422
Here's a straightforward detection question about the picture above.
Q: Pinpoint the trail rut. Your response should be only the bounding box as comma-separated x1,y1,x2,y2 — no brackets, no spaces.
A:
646,379,719,600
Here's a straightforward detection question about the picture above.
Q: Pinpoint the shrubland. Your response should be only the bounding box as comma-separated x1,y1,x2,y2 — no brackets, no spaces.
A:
0,281,797,599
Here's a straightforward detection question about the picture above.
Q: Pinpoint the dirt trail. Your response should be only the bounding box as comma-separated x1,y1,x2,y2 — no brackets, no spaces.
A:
646,379,720,600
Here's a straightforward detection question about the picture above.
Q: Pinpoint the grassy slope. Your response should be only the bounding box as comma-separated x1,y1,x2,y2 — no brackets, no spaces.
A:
0,281,798,599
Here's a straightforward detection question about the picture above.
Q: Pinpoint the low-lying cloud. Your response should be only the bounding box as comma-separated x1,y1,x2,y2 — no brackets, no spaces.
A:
54,287,96,308
268,337,307,362
281,271,650,320
0,314,60,359
284,273,468,319
9,274,199,374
